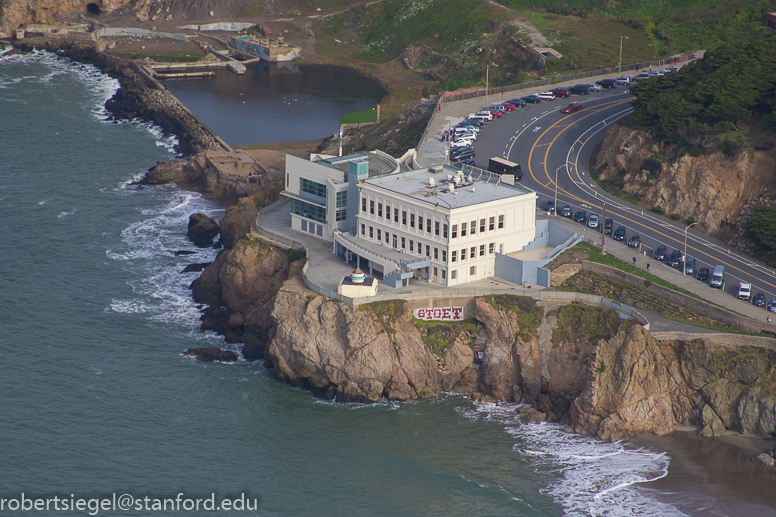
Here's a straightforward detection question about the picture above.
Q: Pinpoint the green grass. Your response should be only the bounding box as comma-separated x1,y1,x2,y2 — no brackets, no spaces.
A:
483,295,544,340
412,317,480,357
551,302,622,346
341,107,377,124
359,299,406,320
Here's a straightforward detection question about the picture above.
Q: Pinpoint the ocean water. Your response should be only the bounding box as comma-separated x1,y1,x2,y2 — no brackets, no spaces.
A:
0,50,719,516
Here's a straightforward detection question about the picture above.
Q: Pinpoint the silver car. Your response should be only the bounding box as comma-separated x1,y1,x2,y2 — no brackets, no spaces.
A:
587,214,600,229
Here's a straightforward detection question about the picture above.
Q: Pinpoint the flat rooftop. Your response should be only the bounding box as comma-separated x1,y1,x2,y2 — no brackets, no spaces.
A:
315,152,398,179
364,164,535,209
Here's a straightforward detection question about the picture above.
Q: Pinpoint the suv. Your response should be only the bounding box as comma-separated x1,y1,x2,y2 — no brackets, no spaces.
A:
561,102,583,114
537,91,556,100
587,83,603,92
754,292,766,307
560,205,572,218
667,250,683,268
595,78,617,89
613,226,626,241
570,84,590,95
653,245,667,261
551,87,571,98
738,282,752,301
544,200,555,213
573,210,587,223
684,257,695,275
508,98,526,107
631,73,651,81
614,76,630,86
587,214,599,228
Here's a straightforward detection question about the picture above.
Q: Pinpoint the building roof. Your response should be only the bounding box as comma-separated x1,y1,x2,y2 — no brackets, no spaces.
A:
363,164,535,209
315,152,398,178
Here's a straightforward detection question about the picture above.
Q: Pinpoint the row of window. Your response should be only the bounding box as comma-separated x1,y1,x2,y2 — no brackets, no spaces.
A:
300,178,327,199
360,224,449,262
450,243,495,263
291,199,326,223
430,267,478,282
362,198,449,238
450,216,504,238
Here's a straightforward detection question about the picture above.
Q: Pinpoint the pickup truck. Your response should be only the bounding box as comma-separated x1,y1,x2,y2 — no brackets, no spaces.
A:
738,282,752,300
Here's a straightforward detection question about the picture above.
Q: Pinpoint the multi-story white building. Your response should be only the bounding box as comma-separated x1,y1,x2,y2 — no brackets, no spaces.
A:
283,154,537,288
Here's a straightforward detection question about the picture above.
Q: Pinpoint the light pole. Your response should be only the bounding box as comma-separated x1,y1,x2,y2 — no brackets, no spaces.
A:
618,36,628,75
683,222,698,275
486,63,498,106
554,164,565,216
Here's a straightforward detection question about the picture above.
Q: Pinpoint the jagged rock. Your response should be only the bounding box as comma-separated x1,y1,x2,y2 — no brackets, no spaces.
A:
219,198,259,249
517,406,547,422
701,378,741,429
141,159,188,185
182,262,212,273
228,312,245,330
187,213,220,247
758,394,776,438
738,387,762,435
175,250,197,256
699,404,726,437
184,347,238,363
755,453,775,467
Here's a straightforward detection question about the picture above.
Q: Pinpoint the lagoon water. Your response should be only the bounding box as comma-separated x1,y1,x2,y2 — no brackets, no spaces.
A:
0,51,753,516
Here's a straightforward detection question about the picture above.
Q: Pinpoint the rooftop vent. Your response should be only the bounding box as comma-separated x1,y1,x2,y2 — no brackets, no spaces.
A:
428,177,436,187
448,183,455,193
429,165,443,174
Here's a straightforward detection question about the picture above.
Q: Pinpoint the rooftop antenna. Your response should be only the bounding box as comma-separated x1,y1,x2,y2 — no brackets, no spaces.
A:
338,125,344,157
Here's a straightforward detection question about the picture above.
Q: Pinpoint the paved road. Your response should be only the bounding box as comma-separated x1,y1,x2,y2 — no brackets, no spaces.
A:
461,88,776,324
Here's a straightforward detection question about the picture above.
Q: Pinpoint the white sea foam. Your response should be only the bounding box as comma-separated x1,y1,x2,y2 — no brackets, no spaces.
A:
458,402,688,517
57,210,75,219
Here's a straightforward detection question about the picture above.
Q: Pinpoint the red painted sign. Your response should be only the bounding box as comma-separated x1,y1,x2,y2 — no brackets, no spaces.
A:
413,307,464,321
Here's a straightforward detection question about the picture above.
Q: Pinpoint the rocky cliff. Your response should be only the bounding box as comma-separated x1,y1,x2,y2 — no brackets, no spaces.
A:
591,121,776,249
0,0,130,35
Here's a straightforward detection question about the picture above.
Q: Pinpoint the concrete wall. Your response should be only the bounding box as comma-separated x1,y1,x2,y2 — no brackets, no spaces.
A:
494,253,523,285
537,267,550,288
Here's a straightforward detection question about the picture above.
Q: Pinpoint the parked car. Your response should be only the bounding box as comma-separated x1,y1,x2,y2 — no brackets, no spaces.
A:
450,138,474,148
648,71,664,77
587,214,599,228
500,102,516,111
684,257,695,275
696,267,709,282
595,78,617,89
560,205,573,218
769,300,776,313
587,83,603,92
488,105,506,114
450,148,475,161
474,111,494,119
738,282,752,301
573,210,587,223
754,292,766,307
614,76,631,86
537,91,556,100
561,102,583,114
627,234,640,248
489,110,503,118
631,73,651,81
544,199,555,213
508,98,527,107
667,249,683,268
613,226,626,241
603,218,613,235
522,95,542,103
550,87,571,98
569,84,591,95
653,245,667,261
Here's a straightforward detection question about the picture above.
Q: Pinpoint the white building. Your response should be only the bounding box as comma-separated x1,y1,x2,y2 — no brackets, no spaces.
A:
283,154,537,288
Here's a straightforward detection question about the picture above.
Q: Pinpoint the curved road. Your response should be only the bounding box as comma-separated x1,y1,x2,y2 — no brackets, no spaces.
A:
471,90,776,308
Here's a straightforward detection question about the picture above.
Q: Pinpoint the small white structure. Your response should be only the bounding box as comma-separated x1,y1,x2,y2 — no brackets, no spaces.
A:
338,268,378,298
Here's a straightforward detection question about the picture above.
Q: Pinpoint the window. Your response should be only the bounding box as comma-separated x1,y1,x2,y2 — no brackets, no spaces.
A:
442,250,447,262
410,240,414,252
410,213,415,228
286,173,289,188
470,266,476,276
336,191,348,208
451,270,457,280
435,221,440,236
377,229,381,241
480,219,486,233
443,224,448,239
434,267,438,277
461,249,467,261
489,242,495,254
461,223,467,237
300,178,327,199
434,248,438,260
442,270,446,280
402,210,407,225
301,220,307,231
316,225,322,237
498,214,504,229
470,221,476,235
499,244,504,254
452,224,457,238
309,223,316,234
425,245,430,257
401,237,406,249
479,245,485,256
385,232,390,244
470,247,475,259
385,204,390,217
427,219,432,233
393,235,398,248
489,217,495,231
394,208,399,223
335,209,347,222
378,203,382,218
369,200,374,215
291,199,325,223
452,251,457,262
362,197,366,213
369,226,373,238
360,224,365,236
418,216,423,230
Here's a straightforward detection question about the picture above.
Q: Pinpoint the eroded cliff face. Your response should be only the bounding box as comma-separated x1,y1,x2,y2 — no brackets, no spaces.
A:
592,122,776,240
0,0,130,35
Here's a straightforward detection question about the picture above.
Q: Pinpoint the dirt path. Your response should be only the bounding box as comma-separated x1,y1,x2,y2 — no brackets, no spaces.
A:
485,0,549,47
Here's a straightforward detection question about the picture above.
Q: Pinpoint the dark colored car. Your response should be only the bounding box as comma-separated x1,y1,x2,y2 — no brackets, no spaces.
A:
550,87,571,98
560,205,573,218
696,267,709,282
570,84,591,95
667,250,683,268
603,218,613,235
561,102,583,114
754,292,766,307
522,95,542,103
627,235,640,248
573,210,587,223
544,200,555,213
595,78,617,89
653,245,667,261
451,148,475,161
613,226,626,241
684,257,696,275
508,98,527,107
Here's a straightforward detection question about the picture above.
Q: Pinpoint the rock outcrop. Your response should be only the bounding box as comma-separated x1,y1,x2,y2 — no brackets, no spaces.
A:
218,198,259,249
187,213,219,247
184,347,238,362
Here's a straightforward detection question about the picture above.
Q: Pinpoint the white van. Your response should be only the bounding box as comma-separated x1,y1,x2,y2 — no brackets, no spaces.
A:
710,265,725,289
473,111,493,120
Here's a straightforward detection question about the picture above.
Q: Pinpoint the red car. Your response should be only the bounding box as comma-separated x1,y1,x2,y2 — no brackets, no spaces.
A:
501,102,515,111
561,102,583,114
489,110,503,118
551,87,571,98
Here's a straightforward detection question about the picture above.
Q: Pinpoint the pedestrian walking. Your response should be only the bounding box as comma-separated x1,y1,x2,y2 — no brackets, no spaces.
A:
674,58,677,66
632,257,637,266
646,262,651,271
768,315,771,324
649,64,652,72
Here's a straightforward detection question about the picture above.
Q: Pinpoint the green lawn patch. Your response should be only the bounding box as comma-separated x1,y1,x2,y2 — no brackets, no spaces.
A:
341,108,377,124
412,318,480,357
551,302,622,346
483,295,544,340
